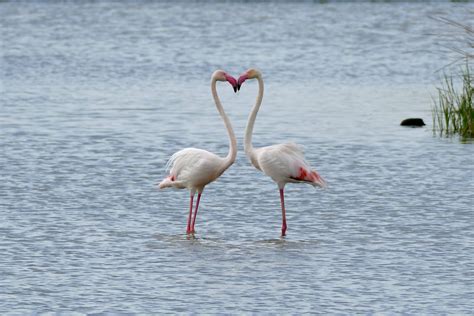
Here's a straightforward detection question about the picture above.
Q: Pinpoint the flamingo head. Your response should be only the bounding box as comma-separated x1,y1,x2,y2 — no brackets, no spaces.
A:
237,68,261,91
213,70,238,93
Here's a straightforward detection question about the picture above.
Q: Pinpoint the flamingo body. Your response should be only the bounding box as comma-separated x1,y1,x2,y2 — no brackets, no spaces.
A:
159,147,228,192
251,143,326,189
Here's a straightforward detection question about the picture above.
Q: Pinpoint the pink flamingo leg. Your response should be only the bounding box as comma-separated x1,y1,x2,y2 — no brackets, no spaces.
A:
186,193,195,234
279,188,287,236
190,193,202,234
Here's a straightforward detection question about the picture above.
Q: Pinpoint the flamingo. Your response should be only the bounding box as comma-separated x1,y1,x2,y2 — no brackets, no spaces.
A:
158,70,238,234
237,68,327,237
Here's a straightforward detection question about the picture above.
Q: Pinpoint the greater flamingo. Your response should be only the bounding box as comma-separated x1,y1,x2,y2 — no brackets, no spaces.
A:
158,70,238,234
237,68,327,236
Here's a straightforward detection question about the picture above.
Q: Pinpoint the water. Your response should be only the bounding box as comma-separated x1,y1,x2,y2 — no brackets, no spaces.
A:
1,1,473,314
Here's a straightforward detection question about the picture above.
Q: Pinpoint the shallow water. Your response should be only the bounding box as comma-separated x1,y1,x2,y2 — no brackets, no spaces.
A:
1,1,473,314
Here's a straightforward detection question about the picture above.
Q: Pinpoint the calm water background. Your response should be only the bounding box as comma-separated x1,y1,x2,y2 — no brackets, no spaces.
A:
1,1,473,314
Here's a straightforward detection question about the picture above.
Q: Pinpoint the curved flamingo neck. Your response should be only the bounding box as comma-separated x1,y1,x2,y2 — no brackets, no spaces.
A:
244,73,264,159
211,76,237,171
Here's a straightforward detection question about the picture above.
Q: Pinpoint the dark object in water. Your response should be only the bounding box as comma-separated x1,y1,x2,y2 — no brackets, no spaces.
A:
400,118,425,127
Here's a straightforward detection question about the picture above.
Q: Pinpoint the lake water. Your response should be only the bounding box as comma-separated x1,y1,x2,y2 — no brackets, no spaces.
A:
1,1,473,314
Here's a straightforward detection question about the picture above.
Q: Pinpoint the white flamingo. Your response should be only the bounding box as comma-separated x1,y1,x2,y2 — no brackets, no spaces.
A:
237,68,327,236
158,70,238,234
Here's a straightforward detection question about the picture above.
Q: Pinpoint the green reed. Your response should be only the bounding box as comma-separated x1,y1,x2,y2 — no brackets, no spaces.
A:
432,65,473,138
431,16,473,138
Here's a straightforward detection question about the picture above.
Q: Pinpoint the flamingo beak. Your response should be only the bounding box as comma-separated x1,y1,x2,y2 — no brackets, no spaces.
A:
237,74,248,91
225,75,238,93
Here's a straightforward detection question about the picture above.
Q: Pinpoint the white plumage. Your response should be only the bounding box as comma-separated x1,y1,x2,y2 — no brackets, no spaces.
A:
159,148,228,191
253,143,323,187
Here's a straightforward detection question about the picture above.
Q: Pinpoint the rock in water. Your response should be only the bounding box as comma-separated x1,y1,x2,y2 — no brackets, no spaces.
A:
400,118,425,127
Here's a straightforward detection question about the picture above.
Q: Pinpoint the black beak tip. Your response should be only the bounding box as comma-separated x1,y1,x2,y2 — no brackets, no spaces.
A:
237,84,241,91
233,86,237,93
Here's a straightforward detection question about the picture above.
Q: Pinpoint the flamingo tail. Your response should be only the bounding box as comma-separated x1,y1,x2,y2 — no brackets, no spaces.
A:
291,167,327,189
309,170,327,189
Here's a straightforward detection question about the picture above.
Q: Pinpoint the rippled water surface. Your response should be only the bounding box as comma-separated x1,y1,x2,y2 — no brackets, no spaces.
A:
1,1,473,314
